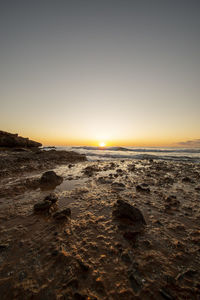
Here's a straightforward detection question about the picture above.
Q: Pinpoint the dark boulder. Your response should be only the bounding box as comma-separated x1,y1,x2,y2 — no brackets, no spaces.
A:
113,200,146,225
40,171,63,186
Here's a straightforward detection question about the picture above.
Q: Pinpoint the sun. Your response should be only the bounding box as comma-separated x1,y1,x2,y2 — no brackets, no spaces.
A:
99,142,106,147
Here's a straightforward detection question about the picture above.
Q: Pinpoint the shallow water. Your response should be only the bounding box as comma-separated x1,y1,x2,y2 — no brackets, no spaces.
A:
44,146,200,162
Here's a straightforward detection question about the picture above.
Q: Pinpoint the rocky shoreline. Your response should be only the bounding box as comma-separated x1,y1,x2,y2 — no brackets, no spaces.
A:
0,149,200,299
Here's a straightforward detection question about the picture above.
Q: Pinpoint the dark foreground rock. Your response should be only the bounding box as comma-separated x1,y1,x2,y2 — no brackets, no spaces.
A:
0,130,42,148
40,171,63,186
113,200,146,225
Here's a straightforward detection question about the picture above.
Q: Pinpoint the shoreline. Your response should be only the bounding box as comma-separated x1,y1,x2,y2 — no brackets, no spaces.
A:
0,149,200,299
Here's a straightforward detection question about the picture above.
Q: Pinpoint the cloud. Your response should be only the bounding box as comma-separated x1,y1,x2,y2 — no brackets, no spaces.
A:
177,139,200,147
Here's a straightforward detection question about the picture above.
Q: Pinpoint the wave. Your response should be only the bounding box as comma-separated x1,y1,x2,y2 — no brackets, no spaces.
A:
72,146,200,154
85,152,200,162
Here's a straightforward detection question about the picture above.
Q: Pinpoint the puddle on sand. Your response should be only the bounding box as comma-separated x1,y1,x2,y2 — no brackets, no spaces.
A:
55,178,87,192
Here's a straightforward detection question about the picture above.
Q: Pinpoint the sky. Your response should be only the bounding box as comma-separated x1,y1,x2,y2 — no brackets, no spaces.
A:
0,0,200,147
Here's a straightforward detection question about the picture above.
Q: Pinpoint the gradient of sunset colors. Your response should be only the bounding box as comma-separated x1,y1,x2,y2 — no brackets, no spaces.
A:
0,1,200,147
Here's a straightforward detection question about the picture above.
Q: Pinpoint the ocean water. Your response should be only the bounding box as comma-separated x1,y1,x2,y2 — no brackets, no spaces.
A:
44,146,200,163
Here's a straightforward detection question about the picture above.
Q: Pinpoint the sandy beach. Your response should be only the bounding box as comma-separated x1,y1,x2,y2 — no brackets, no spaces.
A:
0,148,200,299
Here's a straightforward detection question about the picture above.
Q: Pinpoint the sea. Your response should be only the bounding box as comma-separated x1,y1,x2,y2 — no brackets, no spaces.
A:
43,146,200,163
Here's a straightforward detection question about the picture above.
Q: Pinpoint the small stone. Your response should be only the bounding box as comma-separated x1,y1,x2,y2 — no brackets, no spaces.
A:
121,252,132,264
159,288,174,300
182,177,193,183
79,261,89,272
19,271,27,282
68,164,74,168
52,250,59,256
74,293,97,300
34,200,52,212
0,244,9,251
66,278,79,289
44,193,58,203
136,184,150,193
111,182,125,190
128,273,141,293
73,293,87,300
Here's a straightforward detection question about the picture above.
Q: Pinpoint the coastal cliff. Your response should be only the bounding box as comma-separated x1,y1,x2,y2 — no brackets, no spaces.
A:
0,130,42,148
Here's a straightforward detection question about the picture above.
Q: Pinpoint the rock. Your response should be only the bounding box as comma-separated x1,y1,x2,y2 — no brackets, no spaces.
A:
128,164,135,172
68,164,74,168
51,250,59,256
121,252,132,264
53,208,71,221
97,177,112,184
74,293,97,300
116,289,135,300
112,200,146,225
176,269,197,281
93,277,105,295
182,177,193,183
165,195,180,207
66,277,79,289
111,182,125,190
73,293,87,300
40,171,63,186
0,244,9,251
82,165,99,176
19,271,27,282
44,193,58,203
0,130,42,148
78,259,90,272
109,162,116,169
116,168,123,174
159,288,174,300
34,200,52,212
128,272,141,293
136,184,150,193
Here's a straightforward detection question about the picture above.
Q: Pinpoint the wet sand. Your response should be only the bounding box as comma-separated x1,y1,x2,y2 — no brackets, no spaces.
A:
0,153,200,299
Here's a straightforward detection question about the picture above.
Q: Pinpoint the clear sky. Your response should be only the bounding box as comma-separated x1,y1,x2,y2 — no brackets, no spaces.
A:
0,0,200,146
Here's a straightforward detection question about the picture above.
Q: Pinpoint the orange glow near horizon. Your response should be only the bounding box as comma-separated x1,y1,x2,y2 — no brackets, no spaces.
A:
2,127,200,148
32,135,200,148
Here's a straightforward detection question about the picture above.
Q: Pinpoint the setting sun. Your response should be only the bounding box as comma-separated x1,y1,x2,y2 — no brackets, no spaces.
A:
99,142,106,147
